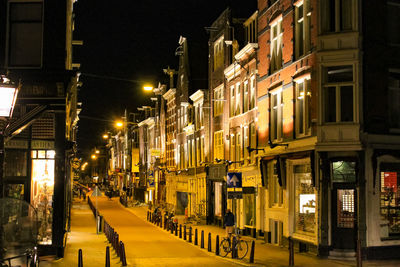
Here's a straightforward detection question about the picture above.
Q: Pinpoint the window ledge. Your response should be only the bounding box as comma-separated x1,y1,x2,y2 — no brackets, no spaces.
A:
381,236,400,241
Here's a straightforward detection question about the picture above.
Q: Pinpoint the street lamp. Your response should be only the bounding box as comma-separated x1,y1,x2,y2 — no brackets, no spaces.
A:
143,85,153,92
0,76,19,197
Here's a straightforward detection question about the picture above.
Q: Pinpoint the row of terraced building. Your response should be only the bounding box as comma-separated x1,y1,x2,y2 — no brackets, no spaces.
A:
130,0,400,259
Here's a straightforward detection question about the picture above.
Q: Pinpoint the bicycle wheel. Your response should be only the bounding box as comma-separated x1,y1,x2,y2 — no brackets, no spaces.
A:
219,238,231,257
236,240,248,259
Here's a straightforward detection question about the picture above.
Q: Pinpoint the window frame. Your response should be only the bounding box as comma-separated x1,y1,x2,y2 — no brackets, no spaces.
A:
6,0,44,68
270,16,283,73
295,0,311,59
295,76,312,137
322,65,355,123
269,88,283,141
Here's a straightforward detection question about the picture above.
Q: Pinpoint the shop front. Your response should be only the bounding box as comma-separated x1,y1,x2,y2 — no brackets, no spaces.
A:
206,164,227,226
288,156,318,253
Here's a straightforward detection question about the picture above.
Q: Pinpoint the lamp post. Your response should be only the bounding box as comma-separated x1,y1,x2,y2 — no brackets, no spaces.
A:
0,76,18,198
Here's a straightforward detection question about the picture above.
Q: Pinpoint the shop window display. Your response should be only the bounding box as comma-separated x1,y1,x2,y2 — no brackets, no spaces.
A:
244,193,255,227
214,182,222,217
31,150,55,245
380,165,400,238
294,164,315,234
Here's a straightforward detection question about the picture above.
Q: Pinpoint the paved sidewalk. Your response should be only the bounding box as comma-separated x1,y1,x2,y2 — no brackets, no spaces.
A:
41,198,120,267
126,203,400,267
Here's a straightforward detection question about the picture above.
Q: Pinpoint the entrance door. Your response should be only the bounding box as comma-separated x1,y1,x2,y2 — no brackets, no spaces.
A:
332,184,357,249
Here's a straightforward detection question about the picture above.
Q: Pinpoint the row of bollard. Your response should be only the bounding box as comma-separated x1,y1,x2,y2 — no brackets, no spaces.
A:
146,210,256,263
104,219,127,266
77,247,113,267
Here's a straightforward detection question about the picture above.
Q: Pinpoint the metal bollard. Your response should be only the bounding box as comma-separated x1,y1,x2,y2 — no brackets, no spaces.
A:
215,235,220,256
120,242,127,266
201,230,204,249
289,236,294,266
356,238,362,267
189,227,192,243
184,225,187,240
147,211,149,221
179,224,182,238
78,249,83,267
194,229,198,245
115,234,120,254
105,246,110,267
160,218,163,228
175,224,178,236
208,233,212,252
249,240,255,263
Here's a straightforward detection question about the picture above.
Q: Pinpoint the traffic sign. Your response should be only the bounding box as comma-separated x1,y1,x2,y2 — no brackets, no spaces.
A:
227,172,242,188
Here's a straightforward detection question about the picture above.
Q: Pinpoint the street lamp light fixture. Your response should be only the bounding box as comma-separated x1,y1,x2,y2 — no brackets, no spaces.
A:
91,154,97,160
115,120,124,128
0,76,18,118
143,85,153,92
102,133,109,139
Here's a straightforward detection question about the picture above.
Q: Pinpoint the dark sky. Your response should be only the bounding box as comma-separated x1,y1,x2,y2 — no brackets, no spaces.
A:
74,0,257,156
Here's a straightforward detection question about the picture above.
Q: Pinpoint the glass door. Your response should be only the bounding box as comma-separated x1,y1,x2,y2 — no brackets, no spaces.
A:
332,185,356,249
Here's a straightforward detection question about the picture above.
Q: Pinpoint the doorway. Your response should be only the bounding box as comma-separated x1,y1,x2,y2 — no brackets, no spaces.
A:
332,184,356,250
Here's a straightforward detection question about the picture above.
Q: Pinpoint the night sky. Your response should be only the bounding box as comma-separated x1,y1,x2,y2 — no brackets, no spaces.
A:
74,0,257,156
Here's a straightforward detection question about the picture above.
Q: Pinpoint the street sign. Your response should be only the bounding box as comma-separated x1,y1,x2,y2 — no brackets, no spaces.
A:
228,191,243,199
227,172,242,188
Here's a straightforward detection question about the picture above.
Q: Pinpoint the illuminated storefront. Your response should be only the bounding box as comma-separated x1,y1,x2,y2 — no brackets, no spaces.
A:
31,149,55,245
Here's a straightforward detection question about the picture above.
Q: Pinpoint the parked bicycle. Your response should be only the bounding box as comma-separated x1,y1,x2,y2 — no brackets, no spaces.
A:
219,228,248,259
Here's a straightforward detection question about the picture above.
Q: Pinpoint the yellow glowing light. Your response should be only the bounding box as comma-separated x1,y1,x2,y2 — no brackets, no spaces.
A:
115,121,124,128
95,150,100,154
103,134,109,139
91,154,97,160
143,85,153,92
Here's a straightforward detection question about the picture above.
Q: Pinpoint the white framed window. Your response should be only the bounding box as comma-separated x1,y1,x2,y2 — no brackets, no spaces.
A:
270,89,283,141
270,17,283,73
244,125,249,161
214,131,224,160
250,76,256,110
235,82,241,116
321,0,354,33
269,161,283,207
295,0,311,59
243,80,249,112
7,0,43,67
191,139,195,167
214,35,224,70
230,134,235,162
250,122,257,164
295,77,312,136
236,133,241,164
323,65,355,123
388,70,400,130
200,136,205,163
230,85,235,117
213,85,224,116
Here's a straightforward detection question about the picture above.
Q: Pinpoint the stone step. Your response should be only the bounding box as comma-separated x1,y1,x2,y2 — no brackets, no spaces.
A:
328,249,356,260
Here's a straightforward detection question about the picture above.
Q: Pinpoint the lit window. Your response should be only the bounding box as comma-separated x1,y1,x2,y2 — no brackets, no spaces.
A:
250,76,256,110
214,131,224,160
380,163,400,238
295,0,311,59
270,17,283,73
214,36,224,70
213,86,224,116
270,89,283,140
295,78,312,136
270,162,283,207
243,81,249,112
